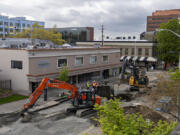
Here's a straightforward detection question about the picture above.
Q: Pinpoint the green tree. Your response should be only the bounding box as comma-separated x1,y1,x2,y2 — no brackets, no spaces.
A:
94,98,177,135
157,19,180,69
59,66,69,82
14,23,65,45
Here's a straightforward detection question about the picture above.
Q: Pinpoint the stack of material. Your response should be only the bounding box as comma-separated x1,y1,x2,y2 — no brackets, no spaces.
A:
96,86,113,99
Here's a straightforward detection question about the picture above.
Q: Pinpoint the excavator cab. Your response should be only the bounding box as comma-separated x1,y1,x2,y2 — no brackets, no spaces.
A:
72,90,96,107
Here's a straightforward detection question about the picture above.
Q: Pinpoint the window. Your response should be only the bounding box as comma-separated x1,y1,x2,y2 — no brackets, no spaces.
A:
0,21,2,25
128,36,131,39
57,58,67,68
131,48,135,55
4,22,8,26
22,24,26,27
145,48,149,56
15,23,20,27
90,56,97,64
10,29,13,32
123,37,126,40
102,56,108,63
11,60,23,69
138,48,142,55
75,56,83,66
133,36,136,39
125,48,128,55
10,22,13,26
27,24,30,27
116,37,121,39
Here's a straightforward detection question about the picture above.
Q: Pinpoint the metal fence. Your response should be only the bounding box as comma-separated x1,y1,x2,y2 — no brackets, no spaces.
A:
0,80,11,90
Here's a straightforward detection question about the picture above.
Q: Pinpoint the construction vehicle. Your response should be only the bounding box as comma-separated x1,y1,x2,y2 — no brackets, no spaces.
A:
128,65,149,90
120,58,149,91
21,77,101,117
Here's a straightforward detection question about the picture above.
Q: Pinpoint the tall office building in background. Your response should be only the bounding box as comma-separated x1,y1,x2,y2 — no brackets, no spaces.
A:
46,27,94,44
147,9,180,32
0,15,44,37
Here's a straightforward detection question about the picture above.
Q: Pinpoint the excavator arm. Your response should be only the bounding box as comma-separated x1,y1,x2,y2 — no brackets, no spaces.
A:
22,77,78,114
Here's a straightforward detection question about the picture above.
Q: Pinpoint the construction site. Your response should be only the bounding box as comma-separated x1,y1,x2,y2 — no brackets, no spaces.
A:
0,56,179,135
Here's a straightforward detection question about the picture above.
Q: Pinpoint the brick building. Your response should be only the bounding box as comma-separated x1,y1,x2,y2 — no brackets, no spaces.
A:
147,9,180,32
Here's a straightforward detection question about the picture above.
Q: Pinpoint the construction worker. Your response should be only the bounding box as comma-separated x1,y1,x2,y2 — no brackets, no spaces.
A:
92,80,99,94
92,80,97,90
86,81,90,89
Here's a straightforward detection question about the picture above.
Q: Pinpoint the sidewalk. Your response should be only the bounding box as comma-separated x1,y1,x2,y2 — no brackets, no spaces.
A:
0,93,60,114
0,99,27,114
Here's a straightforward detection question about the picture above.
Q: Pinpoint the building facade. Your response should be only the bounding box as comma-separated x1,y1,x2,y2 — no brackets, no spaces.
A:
104,32,140,41
0,15,45,37
76,41,157,57
147,9,180,32
46,27,94,44
0,47,120,95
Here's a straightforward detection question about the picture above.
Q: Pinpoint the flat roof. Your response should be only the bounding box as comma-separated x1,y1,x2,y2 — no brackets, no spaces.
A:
0,46,117,52
76,40,157,43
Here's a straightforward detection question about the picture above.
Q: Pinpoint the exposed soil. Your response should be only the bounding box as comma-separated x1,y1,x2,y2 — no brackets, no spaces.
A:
123,105,168,123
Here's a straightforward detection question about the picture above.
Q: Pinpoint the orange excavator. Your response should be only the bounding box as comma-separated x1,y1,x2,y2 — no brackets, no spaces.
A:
21,77,101,116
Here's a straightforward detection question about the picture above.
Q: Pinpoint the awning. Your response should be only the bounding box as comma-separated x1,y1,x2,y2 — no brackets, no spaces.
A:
139,57,145,61
120,56,127,61
133,56,138,61
120,56,125,61
147,57,157,62
126,56,131,60
120,56,157,62
137,56,141,61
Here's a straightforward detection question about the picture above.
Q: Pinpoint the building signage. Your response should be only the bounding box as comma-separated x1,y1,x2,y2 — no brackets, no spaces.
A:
38,61,50,68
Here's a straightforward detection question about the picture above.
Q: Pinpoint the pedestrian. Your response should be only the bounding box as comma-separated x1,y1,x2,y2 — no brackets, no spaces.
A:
86,81,90,89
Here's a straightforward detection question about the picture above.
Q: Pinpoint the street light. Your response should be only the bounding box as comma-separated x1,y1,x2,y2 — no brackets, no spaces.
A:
156,29,180,38
156,29,180,69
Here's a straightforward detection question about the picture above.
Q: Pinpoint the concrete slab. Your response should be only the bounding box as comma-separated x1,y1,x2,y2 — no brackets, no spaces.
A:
0,99,27,114
28,100,59,112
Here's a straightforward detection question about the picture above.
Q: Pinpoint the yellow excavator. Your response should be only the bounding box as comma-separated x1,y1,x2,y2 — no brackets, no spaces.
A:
128,65,149,91
120,58,149,91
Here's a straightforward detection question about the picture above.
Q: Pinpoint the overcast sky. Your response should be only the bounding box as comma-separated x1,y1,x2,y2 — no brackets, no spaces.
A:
0,0,179,39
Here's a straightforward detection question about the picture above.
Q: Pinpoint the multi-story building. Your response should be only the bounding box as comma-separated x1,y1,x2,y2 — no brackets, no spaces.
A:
46,27,94,44
147,9,180,32
0,47,120,95
0,15,45,37
76,41,157,58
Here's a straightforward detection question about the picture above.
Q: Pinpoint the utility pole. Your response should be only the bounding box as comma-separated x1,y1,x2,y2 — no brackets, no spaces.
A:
101,24,104,46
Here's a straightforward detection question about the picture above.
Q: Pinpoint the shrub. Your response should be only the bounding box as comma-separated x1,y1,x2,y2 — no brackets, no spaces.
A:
94,99,177,135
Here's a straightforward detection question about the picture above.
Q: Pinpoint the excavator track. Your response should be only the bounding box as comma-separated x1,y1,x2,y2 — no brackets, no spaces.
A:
76,108,96,117
66,106,96,117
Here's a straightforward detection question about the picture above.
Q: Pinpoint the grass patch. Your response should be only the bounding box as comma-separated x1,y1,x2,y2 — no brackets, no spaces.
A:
0,94,28,105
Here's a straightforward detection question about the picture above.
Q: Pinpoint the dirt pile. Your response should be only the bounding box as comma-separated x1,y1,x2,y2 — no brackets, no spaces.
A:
123,105,168,123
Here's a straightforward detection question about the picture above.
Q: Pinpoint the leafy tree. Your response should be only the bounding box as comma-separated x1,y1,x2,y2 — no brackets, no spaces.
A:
157,19,180,69
94,98,177,135
59,65,68,82
14,23,65,45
